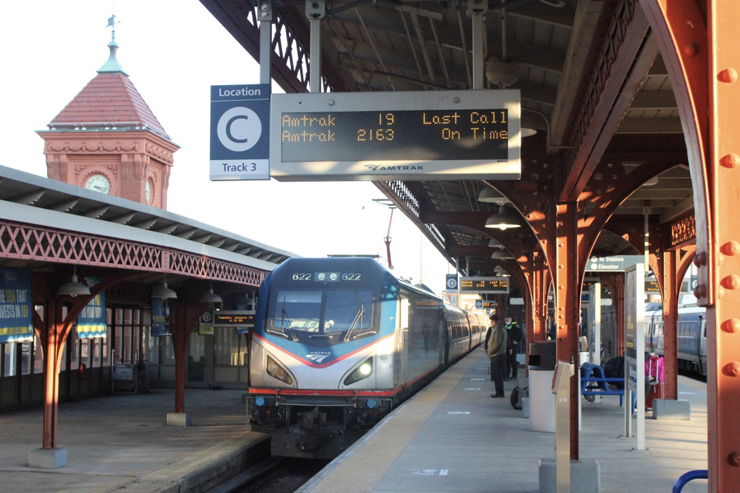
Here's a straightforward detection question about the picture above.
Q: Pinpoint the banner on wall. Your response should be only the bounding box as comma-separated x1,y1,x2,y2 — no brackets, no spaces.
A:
77,278,106,339
0,268,33,343
151,297,172,336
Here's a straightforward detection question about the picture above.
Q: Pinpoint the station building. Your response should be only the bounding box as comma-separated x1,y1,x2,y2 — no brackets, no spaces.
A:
0,34,292,412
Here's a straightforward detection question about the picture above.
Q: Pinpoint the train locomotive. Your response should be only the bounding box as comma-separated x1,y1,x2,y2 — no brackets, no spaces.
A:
245,257,485,458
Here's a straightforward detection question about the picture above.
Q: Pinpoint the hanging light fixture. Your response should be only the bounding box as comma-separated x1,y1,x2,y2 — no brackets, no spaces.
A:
200,282,222,304
57,265,91,297
152,277,177,300
491,248,515,260
485,206,522,230
477,188,509,205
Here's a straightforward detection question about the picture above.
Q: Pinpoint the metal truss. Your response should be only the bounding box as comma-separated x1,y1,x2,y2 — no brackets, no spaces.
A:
0,220,267,287
211,1,337,94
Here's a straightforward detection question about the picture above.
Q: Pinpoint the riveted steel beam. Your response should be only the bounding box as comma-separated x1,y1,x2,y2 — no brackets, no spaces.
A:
555,202,580,461
561,2,655,201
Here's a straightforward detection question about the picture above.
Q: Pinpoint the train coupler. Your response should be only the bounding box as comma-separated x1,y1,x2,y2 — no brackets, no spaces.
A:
298,407,327,431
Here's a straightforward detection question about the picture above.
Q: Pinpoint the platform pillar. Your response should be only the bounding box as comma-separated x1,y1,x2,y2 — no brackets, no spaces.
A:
171,303,188,414
642,0,740,487
660,249,678,400
170,302,207,417
555,202,580,461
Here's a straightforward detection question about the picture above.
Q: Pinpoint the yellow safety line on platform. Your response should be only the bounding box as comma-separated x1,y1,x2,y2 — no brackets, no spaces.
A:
305,350,481,493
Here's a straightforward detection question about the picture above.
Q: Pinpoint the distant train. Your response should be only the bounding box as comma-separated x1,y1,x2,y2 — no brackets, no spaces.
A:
245,257,486,458
645,304,707,376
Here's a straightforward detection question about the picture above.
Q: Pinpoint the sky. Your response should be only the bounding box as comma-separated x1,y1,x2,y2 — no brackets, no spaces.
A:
0,0,453,292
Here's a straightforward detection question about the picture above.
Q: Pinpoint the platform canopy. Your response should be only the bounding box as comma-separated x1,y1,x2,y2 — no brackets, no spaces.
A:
201,0,693,279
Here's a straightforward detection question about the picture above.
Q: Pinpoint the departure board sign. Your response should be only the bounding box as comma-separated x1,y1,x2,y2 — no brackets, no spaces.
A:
215,311,255,327
459,276,510,294
645,280,660,293
270,90,521,181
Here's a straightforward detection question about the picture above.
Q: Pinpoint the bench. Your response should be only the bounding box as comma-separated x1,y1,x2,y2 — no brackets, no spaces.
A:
580,362,626,405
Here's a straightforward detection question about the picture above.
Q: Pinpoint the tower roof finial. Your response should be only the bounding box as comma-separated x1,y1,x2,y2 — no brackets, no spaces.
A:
97,14,128,76
107,14,118,43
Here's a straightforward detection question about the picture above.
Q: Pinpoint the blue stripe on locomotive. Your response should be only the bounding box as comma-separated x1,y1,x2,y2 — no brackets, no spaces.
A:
254,258,402,366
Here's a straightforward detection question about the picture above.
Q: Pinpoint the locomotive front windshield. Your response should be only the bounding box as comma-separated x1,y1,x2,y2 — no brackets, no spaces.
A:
267,288,375,341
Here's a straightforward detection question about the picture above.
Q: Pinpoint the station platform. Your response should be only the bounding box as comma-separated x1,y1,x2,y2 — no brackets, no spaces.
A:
0,388,268,492
299,348,708,493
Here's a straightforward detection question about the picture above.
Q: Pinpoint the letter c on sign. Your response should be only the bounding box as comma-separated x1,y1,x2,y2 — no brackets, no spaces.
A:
217,107,262,152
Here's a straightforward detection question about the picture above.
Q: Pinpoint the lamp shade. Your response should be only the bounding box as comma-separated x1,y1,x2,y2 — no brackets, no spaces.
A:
491,249,515,260
477,188,508,205
485,207,522,230
152,282,177,299
58,273,91,297
200,288,222,304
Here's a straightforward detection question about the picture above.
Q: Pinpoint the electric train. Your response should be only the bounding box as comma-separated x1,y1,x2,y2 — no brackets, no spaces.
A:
245,257,485,458
645,304,707,376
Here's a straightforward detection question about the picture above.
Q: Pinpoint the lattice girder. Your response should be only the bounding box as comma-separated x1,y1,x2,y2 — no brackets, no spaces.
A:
0,220,267,287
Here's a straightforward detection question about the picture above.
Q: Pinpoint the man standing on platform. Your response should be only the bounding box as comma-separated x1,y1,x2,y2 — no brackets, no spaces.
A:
486,314,507,398
505,316,523,380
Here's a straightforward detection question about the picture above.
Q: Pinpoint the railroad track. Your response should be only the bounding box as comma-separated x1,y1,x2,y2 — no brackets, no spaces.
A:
212,456,329,493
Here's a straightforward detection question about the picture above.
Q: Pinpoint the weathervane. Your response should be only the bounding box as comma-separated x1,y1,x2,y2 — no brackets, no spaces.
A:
106,14,120,43
98,11,128,76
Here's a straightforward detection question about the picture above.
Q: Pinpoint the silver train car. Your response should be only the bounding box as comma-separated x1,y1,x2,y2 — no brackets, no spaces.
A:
245,257,484,458
645,305,707,376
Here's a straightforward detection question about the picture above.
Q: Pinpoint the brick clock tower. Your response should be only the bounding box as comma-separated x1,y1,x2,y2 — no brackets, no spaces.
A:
38,23,179,209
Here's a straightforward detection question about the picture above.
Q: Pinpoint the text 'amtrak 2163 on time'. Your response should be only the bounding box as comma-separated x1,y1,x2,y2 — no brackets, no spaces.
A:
269,89,521,181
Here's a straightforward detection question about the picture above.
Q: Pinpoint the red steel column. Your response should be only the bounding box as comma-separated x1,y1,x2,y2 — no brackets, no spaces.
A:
171,303,207,414
555,202,580,461
661,250,678,400
171,303,188,414
41,299,61,449
532,252,548,342
707,0,740,487
610,276,625,357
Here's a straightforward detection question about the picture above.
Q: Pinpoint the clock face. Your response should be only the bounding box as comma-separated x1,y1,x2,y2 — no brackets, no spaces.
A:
84,174,111,194
146,179,152,203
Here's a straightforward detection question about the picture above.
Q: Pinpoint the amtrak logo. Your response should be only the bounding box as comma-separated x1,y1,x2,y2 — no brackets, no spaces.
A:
306,353,331,364
364,165,424,172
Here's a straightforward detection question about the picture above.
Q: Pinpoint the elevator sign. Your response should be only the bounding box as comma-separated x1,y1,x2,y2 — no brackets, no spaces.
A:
270,89,521,181
210,84,270,181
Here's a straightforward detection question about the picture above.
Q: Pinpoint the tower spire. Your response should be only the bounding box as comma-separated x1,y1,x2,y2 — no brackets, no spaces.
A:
97,14,128,76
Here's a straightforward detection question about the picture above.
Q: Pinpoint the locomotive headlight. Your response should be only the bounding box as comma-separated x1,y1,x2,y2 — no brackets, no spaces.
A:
266,354,294,385
343,357,374,385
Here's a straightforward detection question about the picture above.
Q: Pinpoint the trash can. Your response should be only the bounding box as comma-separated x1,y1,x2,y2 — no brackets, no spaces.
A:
528,341,556,432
